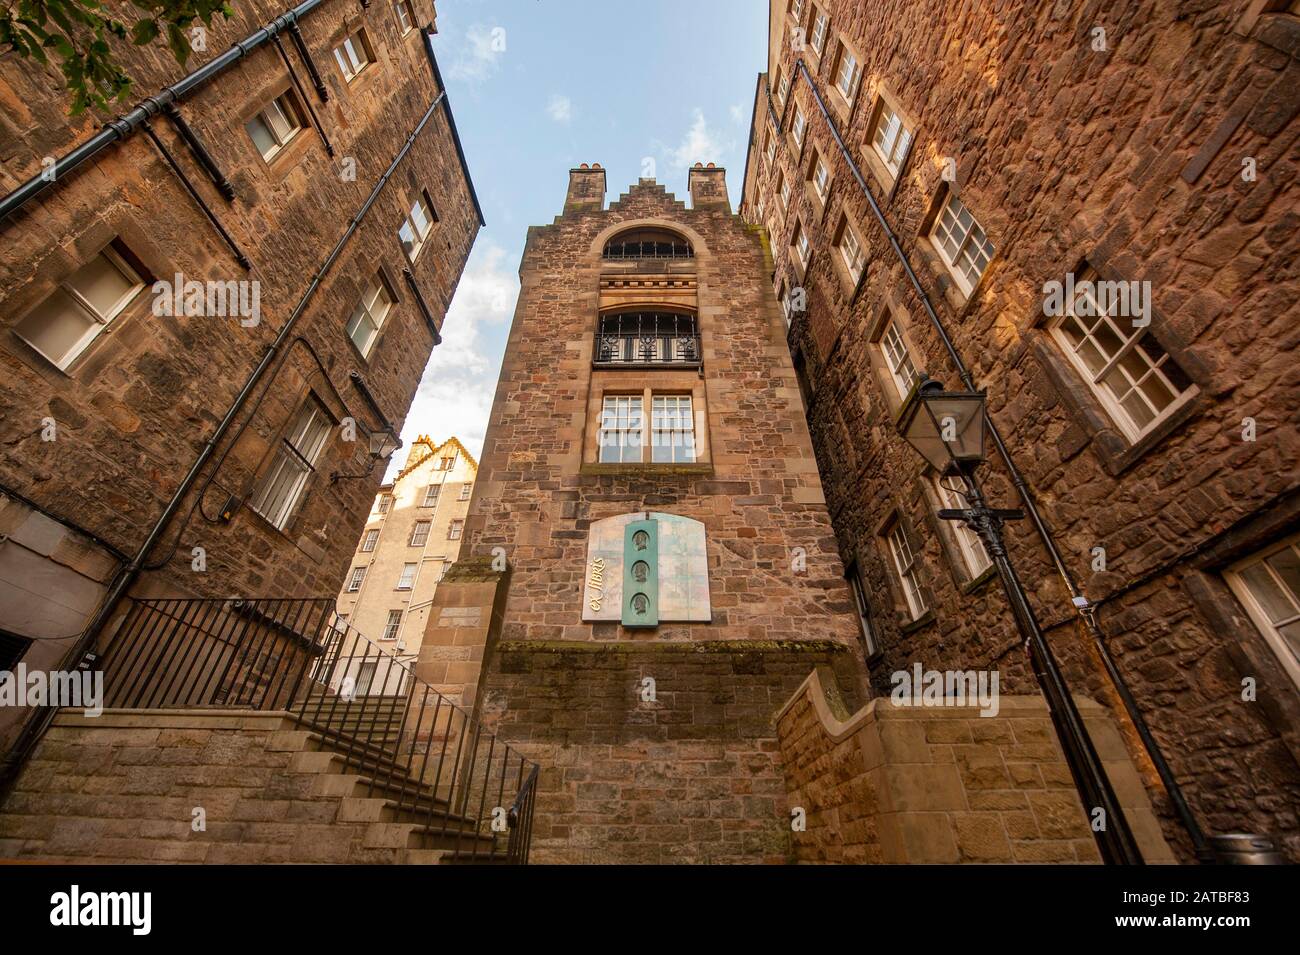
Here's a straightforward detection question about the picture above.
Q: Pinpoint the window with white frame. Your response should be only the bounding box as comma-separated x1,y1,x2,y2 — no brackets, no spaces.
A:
399,191,436,261
459,483,472,501
409,520,431,546
422,485,440,506
810,9,828,54
838,216,865,282
847,563,879,657
393,0,415,34
651,395,696,464
14,243,144,371
345,276,393,358
598,395,643,464
870,102,913,179
1048,275,1195,443
360,529,380,552
249,398,332,530
778,280,791,324
886,519,927,620
779,172,791,209
879,319,920,399
1225,534,1300,691
333,31,373,82
792,108,806,146
382,609,403,641
440,455,455,470
930,193,995,295
790,0,805,21
793,222,811,268
376,492,393,515
934,477,992,579
244,91,303,161
834,43,859,101
775,70,789,105
447,519,464,540
811,153,830,201
346,566,366,592
765,129,776,164
397,562,417,590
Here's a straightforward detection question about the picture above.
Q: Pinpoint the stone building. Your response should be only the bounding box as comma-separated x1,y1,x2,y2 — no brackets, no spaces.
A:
0,1,481,765
416,162,1176,866
333,435,477,684
414,163,867,863
739,0,1300,860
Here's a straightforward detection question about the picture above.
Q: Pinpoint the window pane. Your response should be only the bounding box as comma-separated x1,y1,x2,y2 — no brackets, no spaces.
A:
266,99,295,141
1241,561,1300,624
411,197,433,238
15,289,99,368
72,252,137,317
1265,547,1300,603
245,114,278,158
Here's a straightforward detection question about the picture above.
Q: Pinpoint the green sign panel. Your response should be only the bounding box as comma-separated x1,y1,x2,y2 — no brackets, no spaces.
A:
622,518,659,627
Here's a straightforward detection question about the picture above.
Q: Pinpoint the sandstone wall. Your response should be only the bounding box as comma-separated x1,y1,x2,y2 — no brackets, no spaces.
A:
478,641,864,864
742,0,1300,859
776,668,1176,864
0,0,479,610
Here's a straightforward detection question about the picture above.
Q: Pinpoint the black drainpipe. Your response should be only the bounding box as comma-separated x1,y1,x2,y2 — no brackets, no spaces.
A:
140,122,252,269
788,59,1212,861
274,34,335,157
0,88,449,789
161,103,236,200
0,0,329,225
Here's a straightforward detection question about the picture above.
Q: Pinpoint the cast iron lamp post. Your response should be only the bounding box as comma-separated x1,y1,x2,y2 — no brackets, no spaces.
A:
896,375,1144,865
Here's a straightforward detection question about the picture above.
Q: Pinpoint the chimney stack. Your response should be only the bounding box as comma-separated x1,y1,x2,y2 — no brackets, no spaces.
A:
688,163,729,212
564,163,606,214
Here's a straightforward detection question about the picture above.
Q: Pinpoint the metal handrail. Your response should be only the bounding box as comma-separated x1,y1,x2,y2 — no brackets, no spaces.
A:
95,595,538,863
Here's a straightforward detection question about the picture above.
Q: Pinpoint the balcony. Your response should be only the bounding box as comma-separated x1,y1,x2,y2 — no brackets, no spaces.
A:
594,311,701,367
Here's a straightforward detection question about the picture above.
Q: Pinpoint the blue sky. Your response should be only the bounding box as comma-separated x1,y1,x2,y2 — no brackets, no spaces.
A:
392,0,768,473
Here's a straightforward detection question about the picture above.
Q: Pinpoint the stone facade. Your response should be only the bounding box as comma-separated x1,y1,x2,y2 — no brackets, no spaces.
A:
335,436,477,662
0,3,480,751
740,0,1300,860
776,668,1175,864
430,163,871,862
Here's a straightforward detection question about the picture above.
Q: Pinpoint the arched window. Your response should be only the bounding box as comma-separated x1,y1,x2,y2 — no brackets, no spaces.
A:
595,311,699,366
602,228,694,260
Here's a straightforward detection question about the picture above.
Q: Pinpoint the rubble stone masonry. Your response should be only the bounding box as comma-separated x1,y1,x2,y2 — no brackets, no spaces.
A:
741,0,1300,859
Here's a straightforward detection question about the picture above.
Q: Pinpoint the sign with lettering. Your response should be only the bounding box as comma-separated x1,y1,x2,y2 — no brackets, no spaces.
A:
581,512,710,624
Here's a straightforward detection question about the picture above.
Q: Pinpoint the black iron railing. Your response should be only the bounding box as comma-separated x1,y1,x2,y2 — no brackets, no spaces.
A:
98,595,538,864
595,311,701,366
602,239,693,259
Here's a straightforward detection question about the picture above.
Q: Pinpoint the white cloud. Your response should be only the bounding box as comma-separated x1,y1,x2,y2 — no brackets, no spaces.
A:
729,103,745,125
546,94,572,123
661,108,734,173
388,241,517,475
447,24,505,84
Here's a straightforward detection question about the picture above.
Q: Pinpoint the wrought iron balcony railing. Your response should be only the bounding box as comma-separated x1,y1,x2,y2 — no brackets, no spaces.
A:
594,311,701,367
96,595,539,864
601,239,694,260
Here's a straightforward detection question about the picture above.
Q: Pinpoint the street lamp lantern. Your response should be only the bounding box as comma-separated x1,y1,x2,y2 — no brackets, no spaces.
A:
332,426,402,484
368,427,402,461
894,375,1145,866
896,375,986,475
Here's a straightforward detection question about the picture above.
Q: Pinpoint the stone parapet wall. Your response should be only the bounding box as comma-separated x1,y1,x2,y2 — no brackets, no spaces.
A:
775,668,1176,864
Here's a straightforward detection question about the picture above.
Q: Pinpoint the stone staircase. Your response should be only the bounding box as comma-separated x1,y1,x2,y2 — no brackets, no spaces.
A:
0,709,512,865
